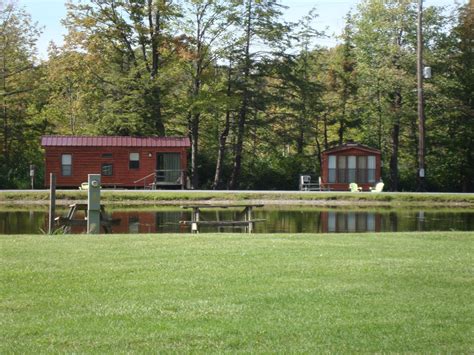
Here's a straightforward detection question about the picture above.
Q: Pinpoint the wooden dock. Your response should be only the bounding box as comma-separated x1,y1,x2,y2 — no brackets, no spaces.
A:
180,204,265,233
55,203,121,233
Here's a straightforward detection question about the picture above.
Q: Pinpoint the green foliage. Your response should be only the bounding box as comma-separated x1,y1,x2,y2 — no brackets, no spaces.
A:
2,1,472,191
0,1,45,188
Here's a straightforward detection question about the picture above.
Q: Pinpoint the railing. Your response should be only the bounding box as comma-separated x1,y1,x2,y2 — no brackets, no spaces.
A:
155,169,185,185
134,170,186,189
133,172,156,189
328,169,376,184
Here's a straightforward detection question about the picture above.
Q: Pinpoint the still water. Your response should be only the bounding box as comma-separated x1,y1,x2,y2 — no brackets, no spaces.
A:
1,208,473,234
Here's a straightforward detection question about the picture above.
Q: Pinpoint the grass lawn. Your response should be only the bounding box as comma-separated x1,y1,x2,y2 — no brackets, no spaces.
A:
1,232,473,352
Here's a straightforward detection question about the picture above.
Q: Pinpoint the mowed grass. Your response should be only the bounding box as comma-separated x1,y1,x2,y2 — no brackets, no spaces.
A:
1,232,473,352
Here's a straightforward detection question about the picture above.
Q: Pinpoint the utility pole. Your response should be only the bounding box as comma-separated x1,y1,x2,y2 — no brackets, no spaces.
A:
417,0,426,191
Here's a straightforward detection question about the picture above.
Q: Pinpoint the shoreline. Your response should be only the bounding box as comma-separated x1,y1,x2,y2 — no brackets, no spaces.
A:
1,190,473,208
1,198,473,208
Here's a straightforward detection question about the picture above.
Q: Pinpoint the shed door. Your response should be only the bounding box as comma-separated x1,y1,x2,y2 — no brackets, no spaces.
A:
156,153,181,183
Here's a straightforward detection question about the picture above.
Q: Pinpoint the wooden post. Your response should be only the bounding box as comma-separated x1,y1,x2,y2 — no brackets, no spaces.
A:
48,173,56,234
417,0,426,191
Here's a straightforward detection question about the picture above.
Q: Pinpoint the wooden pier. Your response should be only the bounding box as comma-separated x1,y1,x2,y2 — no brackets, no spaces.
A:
180,204,265,233
55,203,121,233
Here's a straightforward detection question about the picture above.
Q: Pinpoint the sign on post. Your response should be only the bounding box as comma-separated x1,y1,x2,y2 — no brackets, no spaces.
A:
87,174,101,234
30,164,35,190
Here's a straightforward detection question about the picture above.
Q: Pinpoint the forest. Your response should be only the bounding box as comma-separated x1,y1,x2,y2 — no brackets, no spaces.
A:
0,0,472,191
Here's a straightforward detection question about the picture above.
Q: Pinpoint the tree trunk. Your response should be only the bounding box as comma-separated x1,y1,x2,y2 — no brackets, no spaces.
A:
229,104,247,189
229,0,252,190
389,91,402,191
2,48,8,165
376,79,383,150
338,99,346,145
190,112,200,189
212,62,234,189
315,136,322,173
212,110,231,189
296,115,305,154
338,119,344,145
148,0,165,136
323,112,328,150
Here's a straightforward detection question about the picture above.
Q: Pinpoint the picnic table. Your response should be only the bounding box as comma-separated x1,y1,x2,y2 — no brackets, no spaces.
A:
179,204,265,233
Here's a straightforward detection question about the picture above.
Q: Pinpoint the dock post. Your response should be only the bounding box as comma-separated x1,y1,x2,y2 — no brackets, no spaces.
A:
87,174,101,234
245,206,253,233
191,207,199,234
48,173,56,234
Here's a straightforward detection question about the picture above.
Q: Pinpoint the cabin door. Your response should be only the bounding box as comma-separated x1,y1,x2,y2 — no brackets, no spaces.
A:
156,153,181,184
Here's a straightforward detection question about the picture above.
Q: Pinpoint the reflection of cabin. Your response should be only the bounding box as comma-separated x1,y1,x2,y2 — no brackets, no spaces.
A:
321,143,381,191
321,211,381,233
41,136,190,189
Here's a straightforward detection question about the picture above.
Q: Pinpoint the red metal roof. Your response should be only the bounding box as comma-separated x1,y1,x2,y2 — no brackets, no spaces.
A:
322,143,381,155
41,135,191,148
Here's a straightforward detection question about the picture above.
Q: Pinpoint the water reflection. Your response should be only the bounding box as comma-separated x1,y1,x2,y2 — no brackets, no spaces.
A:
326,212,379,232
0,208,473,234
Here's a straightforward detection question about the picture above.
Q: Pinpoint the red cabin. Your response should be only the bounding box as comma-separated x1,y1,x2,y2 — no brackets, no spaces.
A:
321,143,382,191
41,136,191,189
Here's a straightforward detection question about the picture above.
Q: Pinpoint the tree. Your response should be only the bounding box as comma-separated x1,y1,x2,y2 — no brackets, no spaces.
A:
0,1,43,188
426,3,474,191
352,0,418,191
228,0,289,189
178,0,236,188
62,0,182,136
326,17,358,146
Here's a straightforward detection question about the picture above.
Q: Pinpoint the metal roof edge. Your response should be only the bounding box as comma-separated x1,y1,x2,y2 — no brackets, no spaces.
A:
322,143,381,154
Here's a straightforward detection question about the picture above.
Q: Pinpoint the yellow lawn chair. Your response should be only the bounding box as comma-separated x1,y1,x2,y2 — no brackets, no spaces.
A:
349,182,362,192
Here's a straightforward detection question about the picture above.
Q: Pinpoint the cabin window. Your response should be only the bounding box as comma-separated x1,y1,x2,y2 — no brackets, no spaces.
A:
328,156,336,183
102,163,113,176
61,154,72,176
368,156,376,183
357,156,367,182
129,152,140,169
348,156,357,183
102,153,113,158
328,154,377,183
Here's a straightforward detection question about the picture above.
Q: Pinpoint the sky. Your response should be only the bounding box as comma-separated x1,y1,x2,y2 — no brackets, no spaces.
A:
18,0,465,59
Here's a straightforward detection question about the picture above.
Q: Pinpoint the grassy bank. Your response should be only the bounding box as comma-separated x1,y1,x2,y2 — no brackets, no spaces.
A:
1,232,473,352
1,190,474,207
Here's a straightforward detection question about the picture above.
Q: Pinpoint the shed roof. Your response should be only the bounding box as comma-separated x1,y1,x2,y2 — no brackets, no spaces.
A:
322,142,381,155
41,135,191,148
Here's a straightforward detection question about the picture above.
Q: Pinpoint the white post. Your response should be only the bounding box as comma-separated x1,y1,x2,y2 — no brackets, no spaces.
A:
48,173,56,234
191,207,199,234
87,174,101,234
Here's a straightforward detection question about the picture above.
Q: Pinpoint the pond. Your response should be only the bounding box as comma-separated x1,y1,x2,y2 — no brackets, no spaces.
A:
1,207,473,234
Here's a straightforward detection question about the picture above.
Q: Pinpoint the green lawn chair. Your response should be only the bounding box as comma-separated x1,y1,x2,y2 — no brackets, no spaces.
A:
370,182,384,193
349,182,362,192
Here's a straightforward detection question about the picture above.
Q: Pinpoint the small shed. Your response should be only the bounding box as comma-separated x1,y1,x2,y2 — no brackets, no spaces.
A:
321,142,382,191
41,136,191,189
